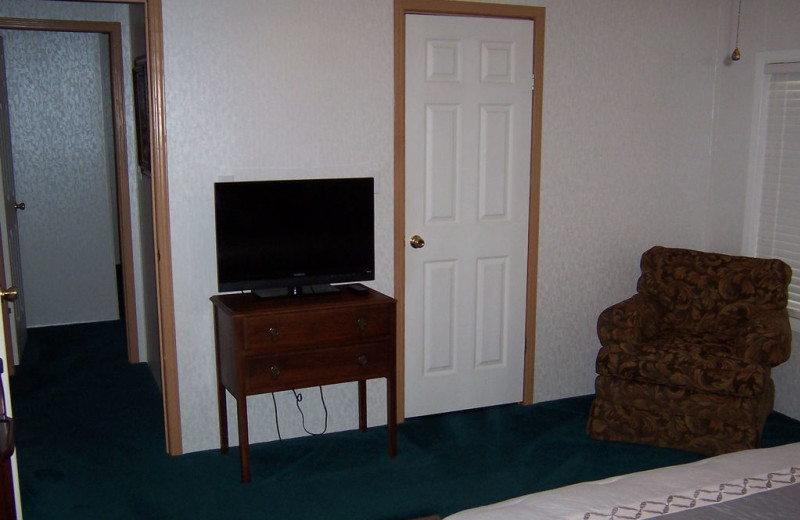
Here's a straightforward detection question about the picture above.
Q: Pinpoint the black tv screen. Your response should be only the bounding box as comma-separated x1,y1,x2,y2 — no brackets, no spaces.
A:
214,177,375,297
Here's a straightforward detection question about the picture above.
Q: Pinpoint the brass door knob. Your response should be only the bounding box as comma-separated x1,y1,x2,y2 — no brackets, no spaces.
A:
409,235,425,249
0,286,18,302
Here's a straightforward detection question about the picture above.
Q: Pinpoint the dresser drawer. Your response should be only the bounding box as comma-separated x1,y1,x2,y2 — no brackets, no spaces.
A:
245,342,391,392
243,304,392,352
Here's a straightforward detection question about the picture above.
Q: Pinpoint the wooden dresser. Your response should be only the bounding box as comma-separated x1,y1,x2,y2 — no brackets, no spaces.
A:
211,287,397,482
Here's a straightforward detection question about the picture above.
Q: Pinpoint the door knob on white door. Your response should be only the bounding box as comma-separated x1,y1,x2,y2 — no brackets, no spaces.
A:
409,235,425,249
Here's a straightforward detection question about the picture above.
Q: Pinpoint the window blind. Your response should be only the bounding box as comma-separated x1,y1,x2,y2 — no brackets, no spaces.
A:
757,64,800,315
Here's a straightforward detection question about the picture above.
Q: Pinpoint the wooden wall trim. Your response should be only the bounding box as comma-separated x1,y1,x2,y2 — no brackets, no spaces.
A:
392,0,408,423
0,17,112,33
393,0,545,416
524,7,546,406
399,0,544,19
144,0,183,455
107,22,141,366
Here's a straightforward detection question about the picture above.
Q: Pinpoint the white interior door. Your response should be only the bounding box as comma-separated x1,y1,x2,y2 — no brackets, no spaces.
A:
0,37,26,367
0,39,21,513
404,14,533,417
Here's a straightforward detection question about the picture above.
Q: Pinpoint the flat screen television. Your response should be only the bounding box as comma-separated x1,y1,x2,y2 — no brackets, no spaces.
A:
214,177,375,298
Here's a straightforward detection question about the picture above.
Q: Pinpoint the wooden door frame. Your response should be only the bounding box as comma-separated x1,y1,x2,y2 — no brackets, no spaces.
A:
0,0,182,455
141,0,182,456
394,0,545,420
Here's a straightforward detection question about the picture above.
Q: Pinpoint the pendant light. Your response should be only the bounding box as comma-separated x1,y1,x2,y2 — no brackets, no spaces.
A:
731,0,742,61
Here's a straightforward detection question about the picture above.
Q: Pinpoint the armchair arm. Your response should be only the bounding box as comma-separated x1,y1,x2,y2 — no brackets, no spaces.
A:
597,293,664,347
736,308,792,367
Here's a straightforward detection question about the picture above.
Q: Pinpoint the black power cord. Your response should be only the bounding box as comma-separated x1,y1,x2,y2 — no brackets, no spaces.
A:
272,387,329,440
271,393,282,441
292,387,328,436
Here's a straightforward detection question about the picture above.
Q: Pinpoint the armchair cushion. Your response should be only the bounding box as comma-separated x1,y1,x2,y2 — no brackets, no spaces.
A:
596,330,770,397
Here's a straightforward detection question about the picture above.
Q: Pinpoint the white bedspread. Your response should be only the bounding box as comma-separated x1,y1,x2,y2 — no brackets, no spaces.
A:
446,442,800,519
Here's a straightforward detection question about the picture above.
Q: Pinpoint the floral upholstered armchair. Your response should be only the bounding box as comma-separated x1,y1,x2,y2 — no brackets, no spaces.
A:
586,246,793,455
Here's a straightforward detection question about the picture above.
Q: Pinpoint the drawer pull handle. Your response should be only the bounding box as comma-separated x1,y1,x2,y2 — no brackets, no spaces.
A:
357,318,368,331
357,355,368,367
270,365,281,378
267,327,280,341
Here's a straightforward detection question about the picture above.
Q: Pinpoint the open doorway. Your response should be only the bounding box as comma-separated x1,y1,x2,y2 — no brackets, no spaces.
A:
0,17,146,371
0,0,181,456
0,23,140,360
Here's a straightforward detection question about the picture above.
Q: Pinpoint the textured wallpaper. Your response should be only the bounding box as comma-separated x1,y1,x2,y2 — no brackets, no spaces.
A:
158,0,800,453
162,0,396,451
532,0,720,406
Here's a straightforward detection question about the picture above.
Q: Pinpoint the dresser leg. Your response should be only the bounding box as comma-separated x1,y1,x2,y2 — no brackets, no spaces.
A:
237,397,251,483
358,380,367,432
218,385,229,454
213,306,229,454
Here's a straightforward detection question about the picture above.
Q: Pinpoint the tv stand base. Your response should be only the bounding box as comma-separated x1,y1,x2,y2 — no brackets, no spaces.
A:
253,284,340,299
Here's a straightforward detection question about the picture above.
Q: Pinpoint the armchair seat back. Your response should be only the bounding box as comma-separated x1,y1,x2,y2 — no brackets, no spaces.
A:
637,246,791,332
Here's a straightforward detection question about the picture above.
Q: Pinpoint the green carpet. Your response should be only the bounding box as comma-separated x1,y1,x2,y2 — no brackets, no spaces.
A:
10,321,800,519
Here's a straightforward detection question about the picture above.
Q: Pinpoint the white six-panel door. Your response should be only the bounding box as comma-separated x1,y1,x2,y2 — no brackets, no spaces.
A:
404,14,533,417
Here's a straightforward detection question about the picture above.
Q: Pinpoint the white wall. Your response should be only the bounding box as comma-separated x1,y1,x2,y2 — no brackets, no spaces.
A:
1,29,119,327
158,0,800,453
504,0,800,422
706,0,800,420
162,0,395,451
530,0,721,405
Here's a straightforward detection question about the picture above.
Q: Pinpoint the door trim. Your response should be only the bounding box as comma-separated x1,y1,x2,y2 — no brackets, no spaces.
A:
142,0,182,456
394,0,545,420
